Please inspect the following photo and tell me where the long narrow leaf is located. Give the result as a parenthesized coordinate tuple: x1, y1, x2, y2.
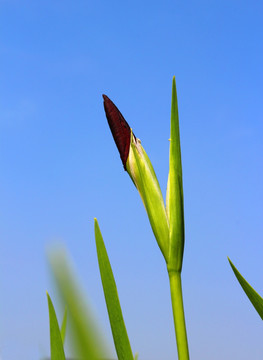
(60, 306, 67, 344)
(94, 218, 134, 360)
(166, 76, 184, 272)
(49, 249, 105, 360)
(228, 258, 263, 320)
(47, 292, 66, 360)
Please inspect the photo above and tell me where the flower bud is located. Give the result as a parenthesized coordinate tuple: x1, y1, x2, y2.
(103, 94, 131, 170)
(103, 95, 169, 261)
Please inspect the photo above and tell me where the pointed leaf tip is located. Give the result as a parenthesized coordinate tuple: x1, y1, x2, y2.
(95, 220, 134, 360)
(103, 95, 132, 170)
(166, 76, 184, 272)
(228, 258, 263, 320)
(47, 293, 66, 360)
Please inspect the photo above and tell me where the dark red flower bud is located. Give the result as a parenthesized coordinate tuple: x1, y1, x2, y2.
(103, 94, 134, 170)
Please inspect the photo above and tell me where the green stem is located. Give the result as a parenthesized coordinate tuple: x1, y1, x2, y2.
(168, 270, 189, 360)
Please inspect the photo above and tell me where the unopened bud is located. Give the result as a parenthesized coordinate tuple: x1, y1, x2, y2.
(103, 95, 169, 261)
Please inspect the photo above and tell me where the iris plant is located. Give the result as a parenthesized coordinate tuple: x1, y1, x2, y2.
(46, 77, 263, 360)
(103, 77, 189, 359)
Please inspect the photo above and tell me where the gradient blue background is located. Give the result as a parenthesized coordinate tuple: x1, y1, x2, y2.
(1, 1, 262, 359)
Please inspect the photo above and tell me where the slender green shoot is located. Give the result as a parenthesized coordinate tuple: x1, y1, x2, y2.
(169, 272, 189, 360)
(95, 218, 134, 360)
(166, 77, 189, 359)
(47, 292, 66, 360)
(166, 76, 184, 273)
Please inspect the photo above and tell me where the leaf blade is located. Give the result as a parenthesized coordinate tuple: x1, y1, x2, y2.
(166, 76, 184, 272)
(60, 306, 67, 345)
(94, 218, 134, 360)
(47, 292, 66, 360)
(228, 258, 263, 320)
(49, 249, 105, 360)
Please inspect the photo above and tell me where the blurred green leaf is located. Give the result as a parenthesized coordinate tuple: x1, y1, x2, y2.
(228, 258, 263, 320)
(60, 306, 67, 345)
(94, 218, 134, 360)
(47, 292, 66, 360)
(49, 249, 106, 360)
(166, 76, 184, 272)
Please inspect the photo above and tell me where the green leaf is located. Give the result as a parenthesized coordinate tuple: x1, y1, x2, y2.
(166, 76, 184, 273)
(94, 218, 134, 360)
(47, 292, 66, 360)
(49, 249, 105, 360)
(60, 306, 67, 345)
(228, 258, 263, 320)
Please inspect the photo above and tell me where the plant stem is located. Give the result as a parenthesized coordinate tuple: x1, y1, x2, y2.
(168, 270, 189, 360)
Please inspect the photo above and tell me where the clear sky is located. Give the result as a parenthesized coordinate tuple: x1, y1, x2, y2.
(1, 1, 263, 359)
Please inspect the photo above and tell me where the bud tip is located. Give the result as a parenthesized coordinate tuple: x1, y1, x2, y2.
(102, 95, 132, 170)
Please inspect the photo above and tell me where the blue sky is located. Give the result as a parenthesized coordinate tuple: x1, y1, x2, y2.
(1, 1, 263, 359)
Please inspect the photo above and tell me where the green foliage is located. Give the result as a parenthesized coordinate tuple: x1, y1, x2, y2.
(49, 249, 106, 360)
(60, 306, 67, 345)
(94, 218, 134, 360)
(228, 258, 263, 320)
(166, 76, 184, 273)
(47, 292, 66, 360)
(45, 77, 192, 360)
(44, 76, 262, 360)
